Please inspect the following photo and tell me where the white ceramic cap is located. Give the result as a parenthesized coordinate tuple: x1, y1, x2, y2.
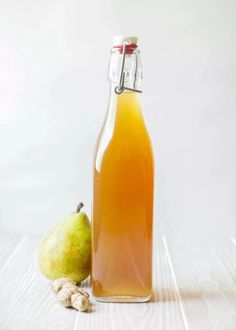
(112, 35, 138, 46)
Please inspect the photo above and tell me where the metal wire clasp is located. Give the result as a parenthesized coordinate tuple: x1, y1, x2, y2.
(114, 42, 142, 94)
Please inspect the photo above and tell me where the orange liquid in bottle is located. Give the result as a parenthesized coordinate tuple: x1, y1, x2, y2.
(92, 92, 154, 301)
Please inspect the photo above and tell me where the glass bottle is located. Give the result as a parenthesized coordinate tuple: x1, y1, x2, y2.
(92, 36, 154, 302)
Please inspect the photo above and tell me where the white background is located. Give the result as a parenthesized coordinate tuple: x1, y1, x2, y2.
(0, 0, 235, 237)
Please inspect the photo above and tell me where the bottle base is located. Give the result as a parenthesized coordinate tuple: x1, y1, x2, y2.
(94, 295, 152, 303)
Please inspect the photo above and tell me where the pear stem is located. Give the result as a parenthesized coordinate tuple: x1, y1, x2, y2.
(76, 202, 84, 213)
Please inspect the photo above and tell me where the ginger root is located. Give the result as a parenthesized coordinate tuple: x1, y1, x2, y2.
(51, 277, 76, 293)
(52, 278, 91, 312)
(71, 293, 90, 312)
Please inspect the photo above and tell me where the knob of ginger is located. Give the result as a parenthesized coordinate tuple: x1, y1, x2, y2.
(71, 293, 90, 312)
(51, 277, 76, 293)
(51, 278, 91, 312)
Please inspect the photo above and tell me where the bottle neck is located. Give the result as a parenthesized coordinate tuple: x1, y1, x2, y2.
(109, 47, 143, 94)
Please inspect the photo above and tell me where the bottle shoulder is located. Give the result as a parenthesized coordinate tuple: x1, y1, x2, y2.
(94, 121, 153, 172)
(94, 92, 153, 172)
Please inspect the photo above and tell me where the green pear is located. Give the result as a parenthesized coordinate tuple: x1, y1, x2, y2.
(38, 203, 91, 283)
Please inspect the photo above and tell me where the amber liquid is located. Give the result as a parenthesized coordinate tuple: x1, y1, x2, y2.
(92, 92, 154, 301)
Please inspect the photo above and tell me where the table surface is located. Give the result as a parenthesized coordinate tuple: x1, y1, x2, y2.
(0, 234, 235, 330)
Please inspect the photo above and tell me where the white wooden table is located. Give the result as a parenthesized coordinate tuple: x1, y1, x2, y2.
(0, 234, 235, 330)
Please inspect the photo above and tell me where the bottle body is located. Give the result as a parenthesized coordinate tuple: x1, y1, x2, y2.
(92, 37, 154, 302)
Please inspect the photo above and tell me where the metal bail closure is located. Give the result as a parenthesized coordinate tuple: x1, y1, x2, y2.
(114, 42, 142, 95)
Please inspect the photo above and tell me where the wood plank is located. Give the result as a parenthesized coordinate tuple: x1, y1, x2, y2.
(73, 238, 186, 330)
(0, 237, 77, 330)
(164, 235, 236, 330)
(0, 235, 24, 269)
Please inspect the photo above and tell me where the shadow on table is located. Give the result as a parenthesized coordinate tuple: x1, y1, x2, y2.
(151, 288, 201, 302)
(150, 287, 236, 303)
